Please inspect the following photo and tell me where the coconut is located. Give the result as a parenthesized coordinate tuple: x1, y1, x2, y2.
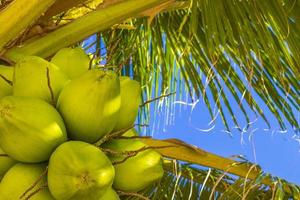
(0, 163, 54, 199)
(51, 47, 90, 79)
(0, 147, 16, 180)
(13, 56, 69, 104)
(0, 96, 67, 163)
(102, 138, 164, 192)
(113, 76, 141, 132)
(0, 65, 13, 98)
(48, 141, 115, 200)
(57, 69, 121, 143)
(99, 188, 120, 200)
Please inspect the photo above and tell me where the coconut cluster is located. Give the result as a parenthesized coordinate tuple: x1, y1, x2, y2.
(0, 48, 164, 200)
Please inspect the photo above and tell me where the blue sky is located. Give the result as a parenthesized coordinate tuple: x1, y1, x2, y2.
(148, 95, 300, 185)
(83, 35, 300, 185)
(144, 54, 300, 184)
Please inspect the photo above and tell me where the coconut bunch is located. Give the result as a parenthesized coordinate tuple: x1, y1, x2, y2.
(0, 47, 164, 200)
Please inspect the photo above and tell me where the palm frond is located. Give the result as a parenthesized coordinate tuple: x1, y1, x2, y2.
(98, 0, 300, 132)
(122, 160, 300, 200)
(117, 136, 300, 199)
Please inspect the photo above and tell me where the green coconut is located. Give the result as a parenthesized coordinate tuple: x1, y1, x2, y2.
(57, 69, 121, 143)
(99, 188, 120, 200)
(0, 147, 16, 180)
(51, 47, 90, 79)
(0, 65, 13, 98)
(0, 163, 54, 199)
(102, 138, 164, 192)
(48, 141, 115, 200)
(113, 76, 141, 132)
(13, 56, 69, 104)
(0, 96, 67, 163)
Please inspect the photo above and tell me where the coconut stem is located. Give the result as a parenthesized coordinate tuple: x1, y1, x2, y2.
(23, 183, 48, 200)
(117, 190, 150, 200)
(89, 33, 101, 70)
(46, 67, 55, 106)
(0, 74, 12, 86)
(94, 125, 135, 146)
(114, 136, 151, 140)
(0, 55, 15, 65)
(20, 167, 48, 199)
(101, 145, 174, 165)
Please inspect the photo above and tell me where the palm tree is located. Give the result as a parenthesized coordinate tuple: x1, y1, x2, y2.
(0, 0, 299, 199)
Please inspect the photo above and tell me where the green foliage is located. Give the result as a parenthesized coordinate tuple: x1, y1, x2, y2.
(124, 161, 300, 200)
(97, 0, 299, 133)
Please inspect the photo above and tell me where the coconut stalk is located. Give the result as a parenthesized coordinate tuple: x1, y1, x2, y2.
(0, 0, 56, 52)
(141, 138, 295, 195)
(4, 0, 170, 61)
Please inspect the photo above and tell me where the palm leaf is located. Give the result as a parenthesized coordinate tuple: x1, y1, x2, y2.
(122, 160, 300, 200)
(103, 136, 299, 199)
(98, 0, 300, 132)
